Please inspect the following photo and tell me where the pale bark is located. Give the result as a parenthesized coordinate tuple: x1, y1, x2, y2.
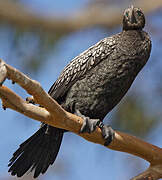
(0, 59, 162, 179)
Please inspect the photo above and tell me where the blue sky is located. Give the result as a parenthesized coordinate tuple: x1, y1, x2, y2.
(0, 1, 162, 180)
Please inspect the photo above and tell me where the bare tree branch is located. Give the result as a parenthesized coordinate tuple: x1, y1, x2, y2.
(0, 0, 162, 34)
(0, 59, 162, 179)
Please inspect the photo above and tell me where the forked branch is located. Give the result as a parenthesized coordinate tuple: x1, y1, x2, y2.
(0, 59, 162, 180)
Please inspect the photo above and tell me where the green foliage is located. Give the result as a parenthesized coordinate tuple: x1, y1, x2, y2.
(4, 25, 63, 74)
(112, 94, 158, 138)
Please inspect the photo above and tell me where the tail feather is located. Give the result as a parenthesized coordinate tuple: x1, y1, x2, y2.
(8, 125, 64, 178)
(41, 129, 63, 175)
(9, 126, 45, 165)
(33, 135, 51, 178)
(9, 128, 48, 177)
(41, 137, 56, 174)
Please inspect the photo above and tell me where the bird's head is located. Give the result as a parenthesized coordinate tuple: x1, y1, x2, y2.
(123, 6, 145, 31)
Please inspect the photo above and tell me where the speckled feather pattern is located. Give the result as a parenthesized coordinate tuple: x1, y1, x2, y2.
(48, 36, 116, 99)
(49, 30, 151, 120)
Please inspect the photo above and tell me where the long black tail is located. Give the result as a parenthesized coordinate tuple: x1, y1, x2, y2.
(8, 124, 64, 178)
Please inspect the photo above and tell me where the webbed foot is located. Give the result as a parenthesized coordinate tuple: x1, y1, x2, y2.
(75, 109, 100, 133)
(98, 121, 114, 146)
(75, 109, 114, 146)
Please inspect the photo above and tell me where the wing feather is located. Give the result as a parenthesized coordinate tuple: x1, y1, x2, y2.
(48, 36, 116, 99)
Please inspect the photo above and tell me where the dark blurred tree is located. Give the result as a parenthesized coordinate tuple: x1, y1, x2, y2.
(112, 93, 157, 138)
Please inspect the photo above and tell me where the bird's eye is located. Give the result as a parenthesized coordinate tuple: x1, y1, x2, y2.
(125, 12, 129, 17)
(137, 10, 142, 16)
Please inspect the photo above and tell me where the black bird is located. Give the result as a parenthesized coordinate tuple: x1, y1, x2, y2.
(8, 6, 151, 178)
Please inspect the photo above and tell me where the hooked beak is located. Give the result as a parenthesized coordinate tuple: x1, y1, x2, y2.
(130, 5, 137, 24)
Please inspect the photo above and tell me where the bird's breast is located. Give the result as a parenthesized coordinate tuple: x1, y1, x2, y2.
(64, 31, 151, 119)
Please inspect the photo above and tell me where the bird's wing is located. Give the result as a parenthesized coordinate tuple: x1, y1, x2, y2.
(48, 36, 116, 99)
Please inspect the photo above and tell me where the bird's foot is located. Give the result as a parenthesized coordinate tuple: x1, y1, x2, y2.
(75, 109, 114, 145)
(80, 118, 100, 133)
(98, 121, 114, 146)
(75, 109, 100, 133)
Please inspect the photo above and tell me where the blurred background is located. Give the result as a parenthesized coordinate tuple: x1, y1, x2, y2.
(0, 0, 162, 179)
